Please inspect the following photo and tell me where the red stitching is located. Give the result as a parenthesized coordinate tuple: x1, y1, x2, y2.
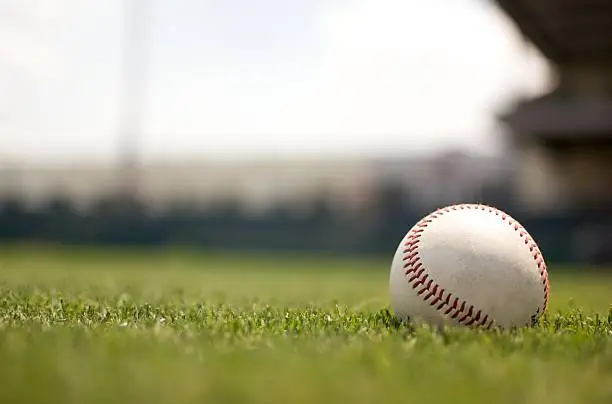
(402, 203, 550, 329)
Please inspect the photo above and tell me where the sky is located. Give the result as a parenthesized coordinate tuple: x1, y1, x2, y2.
(0, 0, 552, 163)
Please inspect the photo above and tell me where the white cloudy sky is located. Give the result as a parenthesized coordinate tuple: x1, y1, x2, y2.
(0, 0, 552, 163)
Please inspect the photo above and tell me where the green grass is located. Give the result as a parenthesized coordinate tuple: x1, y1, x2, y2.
(0, 245, 611, 404)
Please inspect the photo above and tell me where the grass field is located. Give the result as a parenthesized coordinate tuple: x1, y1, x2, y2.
(0, 245, 611, 404)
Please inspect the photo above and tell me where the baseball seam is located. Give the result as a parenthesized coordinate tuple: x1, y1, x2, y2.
(402, 203, 550, 329)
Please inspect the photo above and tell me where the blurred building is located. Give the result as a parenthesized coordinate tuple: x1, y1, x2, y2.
(0, 158, 374, 216)
(0, 151, 507, 216)
(373, 151, 512, 209)
(496, 0, 612, 214)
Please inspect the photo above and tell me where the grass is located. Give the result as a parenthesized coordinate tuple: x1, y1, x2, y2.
(0, 244, 611, 404)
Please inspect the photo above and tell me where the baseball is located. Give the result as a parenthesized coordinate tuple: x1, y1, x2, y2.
(389, 203, 550, 330)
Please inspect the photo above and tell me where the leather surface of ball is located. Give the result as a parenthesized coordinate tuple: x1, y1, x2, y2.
(389, 204, 550, 330)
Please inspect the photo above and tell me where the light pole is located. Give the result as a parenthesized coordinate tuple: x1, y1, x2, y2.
(118, 0, 150, 199)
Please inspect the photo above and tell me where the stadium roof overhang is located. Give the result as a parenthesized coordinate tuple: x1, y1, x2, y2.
(495, 0, 612, 64)
(500, 97, 612, 147)
(495, 0, 612, 145)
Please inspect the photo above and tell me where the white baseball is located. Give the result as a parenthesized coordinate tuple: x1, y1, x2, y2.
(389, 203, 550, 330)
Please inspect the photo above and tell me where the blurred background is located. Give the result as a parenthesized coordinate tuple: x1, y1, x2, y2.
(1, 0, 611, 266)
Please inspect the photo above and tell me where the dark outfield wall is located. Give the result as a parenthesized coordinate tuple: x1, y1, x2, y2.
(0, 194, 611, 265)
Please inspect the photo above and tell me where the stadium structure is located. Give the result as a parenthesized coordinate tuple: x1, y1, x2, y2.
(496, 0, 612, 213)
